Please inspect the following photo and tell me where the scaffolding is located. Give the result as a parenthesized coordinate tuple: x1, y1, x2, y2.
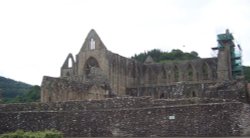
(231, 44, 243, 78)
(212, 30, 243, 79)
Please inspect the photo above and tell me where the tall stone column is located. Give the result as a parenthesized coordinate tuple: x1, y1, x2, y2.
(216, 29, 234, 80)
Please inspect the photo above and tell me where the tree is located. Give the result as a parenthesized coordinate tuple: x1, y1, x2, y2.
(132, 49, 200, 63)
(3, 85, 41, 103)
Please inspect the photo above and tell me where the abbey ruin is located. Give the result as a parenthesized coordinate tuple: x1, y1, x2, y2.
(41, 29, 247, 102)
(1, 29, 250, 137)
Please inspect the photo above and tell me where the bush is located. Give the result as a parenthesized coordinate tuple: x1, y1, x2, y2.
(0, 130, 62, 138)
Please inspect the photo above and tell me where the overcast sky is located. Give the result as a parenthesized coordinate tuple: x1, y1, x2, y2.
(0, 0, 249, 85)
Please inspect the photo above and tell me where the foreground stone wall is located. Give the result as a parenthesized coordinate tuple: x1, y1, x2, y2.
(1, 97, 250, 137)
(0, 97, 153, 112)
(0, 97, 236, 112)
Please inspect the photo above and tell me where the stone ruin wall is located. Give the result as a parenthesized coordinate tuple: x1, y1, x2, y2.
(248, 83, 250, 95)
(58, 49, 219, 100)
(1, 97, 250, 137)
(126, 79, 249, 102)
(57, 29, 221, 101)
(107, 52, 219, 93)
(41, 29, 248, 103)
(42, 67, 249, 102)
(32, 29, 250, 136)
(41, 76, 111, 102)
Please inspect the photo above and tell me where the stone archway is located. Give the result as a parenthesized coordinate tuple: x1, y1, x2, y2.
(62, 53, 75, 69)
(187, 64, 194, 81)
(84, 57, 100, 77)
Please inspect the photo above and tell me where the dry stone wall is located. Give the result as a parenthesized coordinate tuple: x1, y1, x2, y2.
(0, 97, 250, 137)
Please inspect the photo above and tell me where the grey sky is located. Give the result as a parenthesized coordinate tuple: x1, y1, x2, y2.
(0, 0, 249, 85)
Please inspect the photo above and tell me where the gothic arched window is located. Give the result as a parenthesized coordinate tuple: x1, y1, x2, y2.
(202, 62, 209, 80)
(89, 38, 95, 50)
(84, 57, 99, 76)
(174, 65, 179, 82)
(187, 64, 194, 81)
(162, 67, 167, 79)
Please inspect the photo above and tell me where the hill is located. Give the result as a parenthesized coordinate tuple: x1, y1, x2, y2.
(0, 76, 32, 98)
(0, 76, 40, 103)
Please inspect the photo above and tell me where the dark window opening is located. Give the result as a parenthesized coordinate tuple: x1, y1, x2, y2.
(66, 72, 70, 77)
(162, 68, 167, 79)
(202, 63, 209, 80)
(174, 66, 179, 82)
(192, 91, 197, 97)
(187, 64, 193, 81)
(160, 93, 164, 99)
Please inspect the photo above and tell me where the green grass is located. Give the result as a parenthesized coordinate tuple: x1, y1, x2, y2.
(0, 130, 62, 138)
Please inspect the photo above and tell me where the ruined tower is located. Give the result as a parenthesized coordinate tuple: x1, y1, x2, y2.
(215, 29, 234, 80)
(213, 29, 243, 80)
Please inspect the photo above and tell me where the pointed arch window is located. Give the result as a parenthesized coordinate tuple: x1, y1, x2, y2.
(68, 58, 73, 68)
(202, 63, 209, 80)
(62, 54, 75, 69)
(128, 62, 136, 78)
(90, 38, 95, 50)
(84, 57, 99, 76)
(174, 66, 179, 82)
(148, 68, 153, 83)
(162, 67, 167, 79)
(187, 64, 194, 81)
(145, 67, 155, 84)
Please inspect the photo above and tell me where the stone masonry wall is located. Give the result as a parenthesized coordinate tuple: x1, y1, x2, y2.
(1, 97, 250, 137)
(0, 97, 235, 112)
(59, 29, 219, 101)
(41, 74, 249, 103)
(126, 80, 249, 102)
(41, 76, 108, 102)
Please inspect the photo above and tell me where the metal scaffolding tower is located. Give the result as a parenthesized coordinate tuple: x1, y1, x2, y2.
(212, 29, 243, 79)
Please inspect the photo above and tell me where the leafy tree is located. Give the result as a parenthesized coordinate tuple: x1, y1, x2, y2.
(132, 49, 200, 63)
(0, 76, 41, 103)
(3, 85, 41, 103)
(132, 49, 250, 83)
(0, 76, 31, 98)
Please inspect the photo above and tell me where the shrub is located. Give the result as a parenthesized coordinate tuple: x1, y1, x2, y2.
(0, 130, 62, 138)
